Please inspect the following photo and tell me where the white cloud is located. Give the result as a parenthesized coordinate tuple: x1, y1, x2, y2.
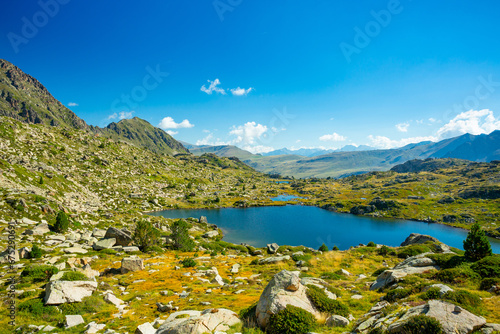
(428, 118, 436, 123)
(166, 130, 178, 136)
(319, 132, 347, 142)
(230, 87, 254, 96)
(241, 145, 274, 154)
(436, 109, 500, 139)
(229, 122, 268, 145)
(158, 117, 194, 130)
(68, 102, 78, 107)
(396, 122, 409, 132)
(107, 111, 134, 121)
(200, 79, 226, 95)
(368, 135, 437, 149)
(195, 133, 229, 146)
(296, 139, 301, 143)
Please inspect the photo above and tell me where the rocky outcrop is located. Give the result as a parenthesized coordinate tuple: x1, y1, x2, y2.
(44, 280, 97, 305)
(258, 255, 290, 264)
(400, 233, 439, 246)
(121, 256, 144, 273)
(104, 227, 132, 246)
(155, 308, 241, 334)
(387, 300, 486, 334)
(371, 253, 439, 290)
(255, 270, 320, 328)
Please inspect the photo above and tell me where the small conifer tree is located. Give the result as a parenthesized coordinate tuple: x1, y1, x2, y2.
(463, 222, 492, 261)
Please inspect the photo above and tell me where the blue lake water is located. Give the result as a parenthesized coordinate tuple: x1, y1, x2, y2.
(150, 205, 500, 253)
(271, 194, 303, 201)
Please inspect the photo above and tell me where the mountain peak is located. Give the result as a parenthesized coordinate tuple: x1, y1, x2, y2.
(0, 59, 88, 129)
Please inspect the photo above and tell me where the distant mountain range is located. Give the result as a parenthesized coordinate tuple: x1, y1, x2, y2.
(187, 131, 500, 178)
(0, 59, 188, 156)
(2, 58, 499, 179)
(261, 145, 374, 157)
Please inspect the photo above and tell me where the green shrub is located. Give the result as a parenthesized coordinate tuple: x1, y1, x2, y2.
(53, 211, 69, 233)
(325, 285, 343, 297)
(100, 249, 117, 255)
(29, 244, 43, 259)
(434, 267, 479, 284)
(132, 220, 161, 252)
(320, 272, 343, 280)
(479, 277, 500, 291)
(61, 271, 89, 281)
(400, 315, 443, 334)
(18, 298, 61, 320)
(319, 243, 328, 252)
(59, 295, 105, 315)
(239, 303, 257, 327)
(384, 287, 412, 302)
(292, 253, 313, 262)
(306, 285, 349, 316)
(170, 219, 195, 251)
(427, 254, 467, 269)
(267, 305, 316, 334)
(471, 256, 500, 278)
(378, 245, 390, 255)
(397, 244, 430, 258)
(18, 290, 38, 299)
(367, 241, 377, 247)
(21, 265, 59, 283)
(372, 268, 387, 277)
(463, 223, 492, 261)
(420, 287, 442, 300)
(181, 258, 197, 268)
(332, 245, 339, 251)
(442, 290, 482, 310)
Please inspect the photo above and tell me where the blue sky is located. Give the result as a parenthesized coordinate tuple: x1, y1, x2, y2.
(2, 0, 500, 153)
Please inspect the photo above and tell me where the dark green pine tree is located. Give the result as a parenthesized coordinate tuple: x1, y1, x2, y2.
(463, 222, 492, 261)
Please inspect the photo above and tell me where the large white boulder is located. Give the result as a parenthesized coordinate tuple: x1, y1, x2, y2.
(255, 270, 320, 328)
(44, 280, 97, 305)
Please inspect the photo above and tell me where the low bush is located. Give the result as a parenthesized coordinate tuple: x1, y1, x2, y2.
(479, 277, 500, 291)
(442, 290, 482, 311)
(434, 267, 480, 284)
(267, 305, 316, 334)
(320, 272, 343, 281)
(367, 241, 377, 247)
(181, 258, 197, 268)
(292, 253, 313, 262)
(132, 220, 161, 252)
(29, 244, 43, 259)
(239, 303, 257, 327)
(384, 287, 412, 302)
(18, 298, 61, 322)
(306, 285, 349, 316)
(400, 315, 443, 334)
(61, 271, 89, 281)
(377, 245, 390, 255)
(471, 256, 500, 278)
(318, 243, 329, 252)
(427, 254, 467, 269)
(420, 287, 442, 300)
(397, 244, 430, 258)
(59, 294, 105, 315)
(372, 268, 387, 277)
(21, 265, 59, 283)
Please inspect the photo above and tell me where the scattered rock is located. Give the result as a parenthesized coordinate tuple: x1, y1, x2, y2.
(326, 315, 350, 327)
(104, 227, 132, 246)
(121, 256, 144, 273)
(400, 233, 439, 246)
(258, 255, 290, 264)
(44, 280, 97, 305)
(267, 243, 279, 254)
(135, 322, 156, 334)
(93, 238, 116, 250)
(24, 222, 50, 235)
(65, 315, 84, 328)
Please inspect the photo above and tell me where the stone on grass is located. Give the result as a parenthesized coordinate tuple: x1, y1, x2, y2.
(326, 315, 350, 327)
(65, 315, 84, 328)
(104, 227, 132, 246)
(121, 256, 144, 273)
(267, 243, 279, 254)
(135, 322, 156, 334)
(44, 280, 97, 305)
(93, 238, 116, 250)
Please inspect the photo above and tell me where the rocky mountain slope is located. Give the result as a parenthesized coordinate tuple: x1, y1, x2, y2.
(0, 59, 188, 156)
